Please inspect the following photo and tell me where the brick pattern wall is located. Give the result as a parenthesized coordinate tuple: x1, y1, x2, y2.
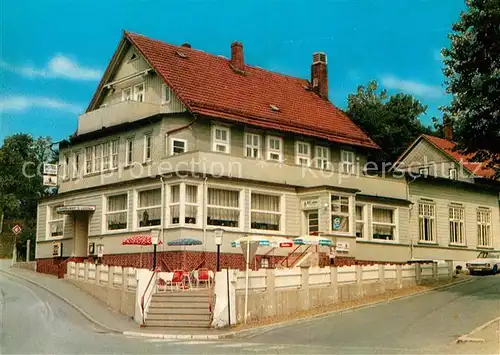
(36, 252, 410, 277)
(36, 257, 86, 278)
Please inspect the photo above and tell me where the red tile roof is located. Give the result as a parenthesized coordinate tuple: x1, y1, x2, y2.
(423, 135, 496, 178)
(124, 32, 378, 149)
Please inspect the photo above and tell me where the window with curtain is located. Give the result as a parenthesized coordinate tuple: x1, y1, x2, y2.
(94, 144, 102, 173)
(251, 193, 281, 231)
(207, 188, 240, 227)
(449, 206, 465, 244)
(111, 140, 119, 168)
(355, 205, 365, 239)
(137, 188, 161, 227)
(419, 203, 435, 242)
(48, 205, 64, 237)
(169, 185, 180, 225)
(331, 194, 350, 232)
(185, 185, 198, 224)
(477, 209, 492, 247)
(102, 142, 110, 171)
(85, 146, 93, 174)
(106, 194, 128, 231)
(372, 207, 396, 240)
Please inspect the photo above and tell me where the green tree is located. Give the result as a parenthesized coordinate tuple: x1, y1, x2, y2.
(346, 81, 432, 163)
(442, 0, 500, 175)
(0, 134, 57, 259)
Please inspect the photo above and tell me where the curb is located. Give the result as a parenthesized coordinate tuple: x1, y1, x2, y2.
(219, 277, 475, 339)
(456, 316, 500, 343)
(0, 269, 123, 334)
(122, 331, 222, 340)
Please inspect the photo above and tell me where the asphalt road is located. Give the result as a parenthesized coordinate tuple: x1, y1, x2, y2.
(0, 269, 498, 354)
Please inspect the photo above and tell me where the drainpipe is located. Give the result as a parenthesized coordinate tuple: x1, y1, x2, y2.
(160, 176, 165, 261)
(406, 175, 416, 260)
(202, 176, 208, 249)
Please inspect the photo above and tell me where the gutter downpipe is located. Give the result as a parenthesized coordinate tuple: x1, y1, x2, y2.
(406, 174, 416, 260)
(160, 176, 165, 265)
(203, 176, 208, 252)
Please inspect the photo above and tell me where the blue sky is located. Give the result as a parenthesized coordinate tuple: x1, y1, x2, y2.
(0, 0, 465, 143)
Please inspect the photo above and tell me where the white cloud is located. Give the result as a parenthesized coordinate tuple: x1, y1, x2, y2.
(381, 75, 443, 99)
(0, 95, 83, 114)
(0, 55, 102, 81)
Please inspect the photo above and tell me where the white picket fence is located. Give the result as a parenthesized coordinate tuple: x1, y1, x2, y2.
(235, 262, 451, 292)
(67, 262, 138, 291)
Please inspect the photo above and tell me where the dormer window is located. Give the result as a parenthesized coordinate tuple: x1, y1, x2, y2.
(296, 142, 311, 167)
(449, 168, 457, 180)
(267, 136, 283, 162)
(212, 125, 230, 153)
(162, 84, 171, 104)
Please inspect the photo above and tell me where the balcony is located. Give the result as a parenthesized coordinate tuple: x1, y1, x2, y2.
(77, 101, 162, 135)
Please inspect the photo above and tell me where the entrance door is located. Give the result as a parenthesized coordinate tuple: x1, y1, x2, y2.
(73, 213, 89, 257)
(307, 210, 319, 235)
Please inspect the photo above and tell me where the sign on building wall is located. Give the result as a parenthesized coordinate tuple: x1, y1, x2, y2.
(11, 224, 22, 235)
(43, 163, 58, 187)
(336, 242, 349, 252)
(302, 199, 319, 209)
(53, 242, 62, 257)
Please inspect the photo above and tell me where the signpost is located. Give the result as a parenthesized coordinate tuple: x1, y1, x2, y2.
(240, 240, 258, 324)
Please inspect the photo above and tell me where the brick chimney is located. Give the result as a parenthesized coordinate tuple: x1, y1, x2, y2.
(443, 117, 453, 141)
(230, 42, 244, 72)
(311, 52, 328, 100)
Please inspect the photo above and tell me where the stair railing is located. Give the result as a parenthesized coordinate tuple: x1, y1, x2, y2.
(140, 269, 158, 325)
(290, 245, 311, 267)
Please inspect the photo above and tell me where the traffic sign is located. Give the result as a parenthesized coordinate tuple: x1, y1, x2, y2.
(12, 224, 22, 235)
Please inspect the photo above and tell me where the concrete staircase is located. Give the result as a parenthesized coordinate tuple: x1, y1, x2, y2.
(145, 289, 212, 328)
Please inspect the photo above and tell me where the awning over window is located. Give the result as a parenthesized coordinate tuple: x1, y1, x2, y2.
(56, 205, 96, 214)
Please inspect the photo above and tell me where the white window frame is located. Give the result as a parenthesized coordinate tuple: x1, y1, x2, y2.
(295, 141, 311, 167)
(84, 146, 94, 175)
(315, 146, 330, 170)
(62, 154, 70, 180)
(111, 140, 119, 169)
(330, 193, 354, 235)
(135, 187, 162, 229)
(170, 138, 187, 155)
(102, 142, 110, 171)
(355, 204, 368, 239)
(449, 168, 457, 180)
(162, 84, 172, 104)
(371, 205, 399, 242)
(206, 186, 242, 230)
(47, 205, 64, 239)
(94, 144, 102, 173)
(419, 167, 429, 177)
(133, 83, 145, 102)
(449, 205, 465, 245)
(168, 184, 181, 226)
(121, 87, 132, 102)
(477, 209, 492, 247)
(103, 193, 129, 233)
(249, 190, 284, 233)
(212, 125, 230, 154)
(266, 136, 283, 162)
(143, 134, 152, 162)
(126, 137, 134, 165)
(418, 202, 436, 243)
(244, 133, 261, 159)
(341, 150, 355, 174)
(165, 182, 202, 227)
(72, 151, 80, 179)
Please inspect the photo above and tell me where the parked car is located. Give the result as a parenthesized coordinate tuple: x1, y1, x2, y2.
(466, 251, 500, 275)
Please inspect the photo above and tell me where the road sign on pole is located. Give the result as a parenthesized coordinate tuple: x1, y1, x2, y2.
(12, 224, 22, 235)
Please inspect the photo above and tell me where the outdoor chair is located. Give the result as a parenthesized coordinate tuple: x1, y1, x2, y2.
(168, 270, 185, 291)
(196, 268, 211, 288)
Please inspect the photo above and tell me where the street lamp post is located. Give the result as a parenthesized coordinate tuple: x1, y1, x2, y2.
(151, 229, 160, 270)
(214, 228, 224, 272)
